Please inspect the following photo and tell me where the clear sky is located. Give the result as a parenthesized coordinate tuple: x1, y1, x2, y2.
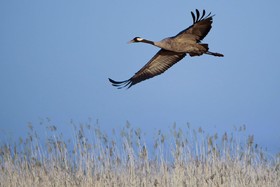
(1, 1, 280, 153)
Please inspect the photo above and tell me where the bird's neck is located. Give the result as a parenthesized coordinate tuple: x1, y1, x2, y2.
(140, 39, 155, 45)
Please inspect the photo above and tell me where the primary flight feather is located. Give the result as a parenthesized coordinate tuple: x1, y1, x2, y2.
(109, 9, 223, 89)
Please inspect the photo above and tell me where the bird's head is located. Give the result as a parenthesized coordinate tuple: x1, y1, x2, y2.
(128, 37, 144, 44)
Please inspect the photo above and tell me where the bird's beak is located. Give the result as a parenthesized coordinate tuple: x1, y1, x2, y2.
(127, 39, 134, 44)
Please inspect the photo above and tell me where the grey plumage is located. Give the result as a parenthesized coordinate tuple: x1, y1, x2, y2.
(109, 9, 223, 89)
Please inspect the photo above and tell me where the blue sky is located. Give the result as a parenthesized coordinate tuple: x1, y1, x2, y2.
(1, 1, 280, 153)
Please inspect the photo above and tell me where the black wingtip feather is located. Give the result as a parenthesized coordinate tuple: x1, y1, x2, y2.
(201, 9, 206, 18)
(108, 78, 133, 89)
(191, 11, 195, 23)
(195, 9, 200, 22)
(108, 78, 123, 84)
(207, 12, 212, 18)
(191, 9, 213, 24)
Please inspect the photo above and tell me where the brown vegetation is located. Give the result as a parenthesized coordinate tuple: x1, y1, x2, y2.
(0, 120, 279, 187)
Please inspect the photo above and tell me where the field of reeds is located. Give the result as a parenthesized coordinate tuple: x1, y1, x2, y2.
(0, 119, 279, 187)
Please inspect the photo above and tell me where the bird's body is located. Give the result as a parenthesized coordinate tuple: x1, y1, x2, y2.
(109, 9, 223, 89)
(145, 38, 207, 54)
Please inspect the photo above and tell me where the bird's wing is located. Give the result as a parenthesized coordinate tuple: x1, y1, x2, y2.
(175, 9, 213, 42)
(109, 49, 186, 89)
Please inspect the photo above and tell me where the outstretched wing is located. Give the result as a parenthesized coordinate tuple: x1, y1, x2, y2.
(175, 9, 213, 43)
(109, 49, 186, 89)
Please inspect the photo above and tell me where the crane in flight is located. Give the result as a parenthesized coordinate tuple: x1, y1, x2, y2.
(109, 9, 223, 89)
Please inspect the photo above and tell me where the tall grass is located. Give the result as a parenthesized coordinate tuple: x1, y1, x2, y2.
(0, 119, 279, 187)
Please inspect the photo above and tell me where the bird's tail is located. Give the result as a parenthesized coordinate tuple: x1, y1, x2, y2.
(190, 44, 209, 57)
(206, 51, 224, 57)
(200, 44, 209, 51)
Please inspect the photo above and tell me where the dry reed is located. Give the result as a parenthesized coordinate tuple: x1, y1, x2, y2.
(0, 119, 279, 187)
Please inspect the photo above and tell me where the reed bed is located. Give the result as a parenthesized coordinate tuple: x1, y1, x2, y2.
(0, 119, 279, 187)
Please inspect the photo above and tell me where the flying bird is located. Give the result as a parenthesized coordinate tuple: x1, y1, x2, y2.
(109, 9, 223, 89)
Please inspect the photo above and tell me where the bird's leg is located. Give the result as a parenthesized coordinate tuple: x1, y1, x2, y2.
(205, 51, 224, 57)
